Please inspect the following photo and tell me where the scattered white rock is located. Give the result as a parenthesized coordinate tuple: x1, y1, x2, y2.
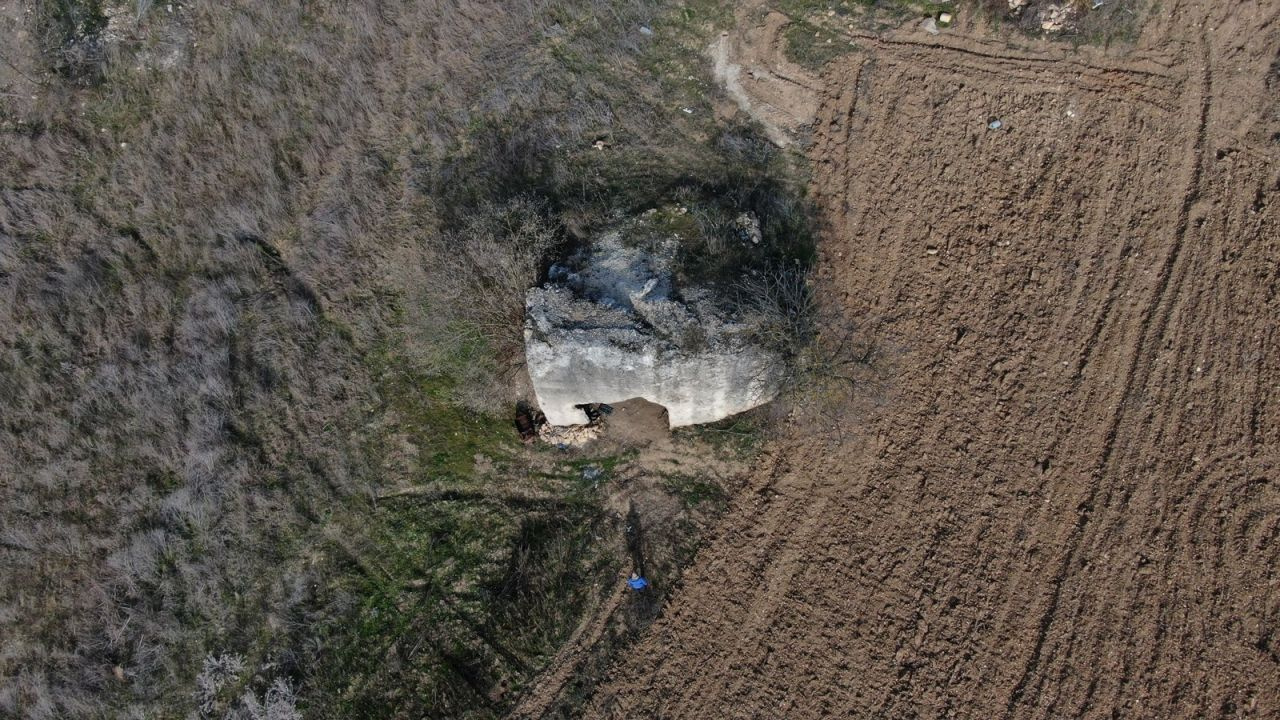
(1040, 4, 1074, 32)
(538, 422, 601, 448)
(733, 212, 763, 245)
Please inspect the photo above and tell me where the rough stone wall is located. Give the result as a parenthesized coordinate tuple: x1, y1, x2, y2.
(525, 293, 779, 427)
(524, 221, 781, 428)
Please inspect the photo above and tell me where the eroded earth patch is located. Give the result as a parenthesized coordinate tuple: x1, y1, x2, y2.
(589, 1, 1280, 717)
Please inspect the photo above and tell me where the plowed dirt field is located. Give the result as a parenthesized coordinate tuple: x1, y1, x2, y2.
(586, 2, 1280, 717)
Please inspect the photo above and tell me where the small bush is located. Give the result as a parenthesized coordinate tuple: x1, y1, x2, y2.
(420, 198, 561, 413)
(418, 110, 817, 413)
(236, 679, 302, 720)
(732, 266, 817, 359)
(783, 19, 852, 68)
(194, 653, 246, 717)
(34, 0, 110, 81)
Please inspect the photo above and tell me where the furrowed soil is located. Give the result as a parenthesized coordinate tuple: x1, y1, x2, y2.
(586, 1, 1280, 718)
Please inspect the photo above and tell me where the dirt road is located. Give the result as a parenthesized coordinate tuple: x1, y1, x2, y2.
(586, 2, 1280, 717)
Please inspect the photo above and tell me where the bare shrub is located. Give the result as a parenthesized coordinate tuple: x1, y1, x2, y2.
(194, 656, 300, 720)
(663, 124, 817, 294)
(733, 267, 816, 357)
(194, 653, 246, 716)
(235, 679, 301, 720)
(419, 198, 559, 412)
(734, 266, 886, 438)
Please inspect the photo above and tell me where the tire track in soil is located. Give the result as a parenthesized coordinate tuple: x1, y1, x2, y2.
(578, 3, 1280, 717)
(508, 584, 627, 720)
(789, 11, 1183, 108)
(1005, 38, 1215, 717)
(655, 456, 833, 713)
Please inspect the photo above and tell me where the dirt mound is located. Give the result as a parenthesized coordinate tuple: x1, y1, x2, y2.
(585, 2, 1280, 718)
(600, 398, 672, 448)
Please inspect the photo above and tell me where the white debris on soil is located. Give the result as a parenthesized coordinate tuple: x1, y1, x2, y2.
(538, 422, 602, 447)
(1039, 4, 1074, 32)
(733, 212, 763, 245)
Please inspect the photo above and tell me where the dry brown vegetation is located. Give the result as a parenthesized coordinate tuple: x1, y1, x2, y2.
(1, 0, 802, 717)
(418, 198, 559, 414)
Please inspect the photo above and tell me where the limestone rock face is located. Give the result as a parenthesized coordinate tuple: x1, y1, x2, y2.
(525, 221, 780, 428)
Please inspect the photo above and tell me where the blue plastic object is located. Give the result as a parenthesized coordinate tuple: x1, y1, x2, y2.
(627, 576, 649, 591)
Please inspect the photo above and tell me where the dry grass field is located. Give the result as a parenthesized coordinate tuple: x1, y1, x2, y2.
(1, 1, 797, 717)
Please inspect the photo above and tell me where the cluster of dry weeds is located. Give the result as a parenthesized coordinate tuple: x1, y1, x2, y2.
(2, 0, 847, 713)
(2, 0, 700, 716)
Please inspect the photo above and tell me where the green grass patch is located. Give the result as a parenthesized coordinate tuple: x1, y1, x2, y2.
(307, 496, 611, 719)
(1068, 0, 1145, 47)
(775, 0, 968, 65)
(783, 19, 854, 70)
(662, 474, 728, 509)
(674, 414, 765, 459)
(364, 342, 514, 480)
(308, 336, 629, 717)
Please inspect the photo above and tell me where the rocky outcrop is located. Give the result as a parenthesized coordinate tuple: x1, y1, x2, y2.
(524, 215, 781, 428)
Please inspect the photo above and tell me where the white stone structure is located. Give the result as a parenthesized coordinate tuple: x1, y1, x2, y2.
(525, 223, 781, 428)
